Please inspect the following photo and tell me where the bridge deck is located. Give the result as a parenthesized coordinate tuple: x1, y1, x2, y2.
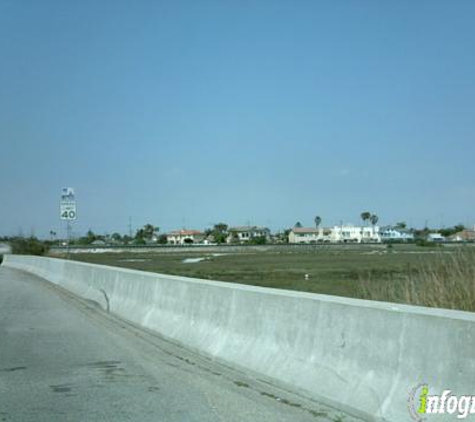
(0, 266, 357, 422)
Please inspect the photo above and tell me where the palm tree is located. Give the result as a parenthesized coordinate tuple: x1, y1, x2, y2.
(143, 224, 157, 239)
(294, 221, 303, 228)
(360, 211, 371, 242)
(396, 221, 407, 229)
(370, 214, 379, 239)
(360, 211, 371, 226)
(370, 214, 379, 227)
(314, 216, 322, 240)
(314, 216, 322, 228)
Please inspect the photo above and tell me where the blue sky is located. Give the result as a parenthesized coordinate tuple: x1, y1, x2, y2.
(1, 0, 474, 238)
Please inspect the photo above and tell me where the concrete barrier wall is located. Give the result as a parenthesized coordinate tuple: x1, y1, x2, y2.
(4, 255, 475, 421)
(49, 243, 388, 255)
(0, 243, 12, 254)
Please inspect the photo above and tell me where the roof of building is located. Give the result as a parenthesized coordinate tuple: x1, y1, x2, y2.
(291, 227, 320, 234)
(228, 226, 269, 232)
(167, 230, 204, 236)
(449, 230, 475, 240)
(380, 226, 413, 234)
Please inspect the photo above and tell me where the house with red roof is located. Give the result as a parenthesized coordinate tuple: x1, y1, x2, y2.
(166, 229, 205, 245)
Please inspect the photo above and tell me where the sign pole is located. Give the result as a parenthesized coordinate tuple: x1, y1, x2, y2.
(67, 220, 71, 260)
(60, 187, 77, 260)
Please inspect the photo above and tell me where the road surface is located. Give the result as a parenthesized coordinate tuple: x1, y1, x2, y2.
(0, 265, 360, 422)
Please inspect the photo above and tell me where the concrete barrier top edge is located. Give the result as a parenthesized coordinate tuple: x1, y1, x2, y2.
(5, 254, 475, 322)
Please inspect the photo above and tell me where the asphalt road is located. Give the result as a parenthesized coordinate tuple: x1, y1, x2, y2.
(0, 266, 360, 422)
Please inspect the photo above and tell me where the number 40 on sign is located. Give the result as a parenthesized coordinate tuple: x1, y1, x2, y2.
(60, 201, 77, 220)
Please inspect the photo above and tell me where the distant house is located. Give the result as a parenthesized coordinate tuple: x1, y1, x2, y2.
(91, 239, 106, 246)
(380, 226, 414, 242)
(203, 233, 217, 245)
(289, 225, 380, 244)
(427, 232, 445, 242)
(448, 230, 475, 242)
(150, 229, 161, 243)
(227, 226, 270, 244)
(331, 225, 380, 243)
(288, 227, 332, 244)
(166, 230, 205, 245)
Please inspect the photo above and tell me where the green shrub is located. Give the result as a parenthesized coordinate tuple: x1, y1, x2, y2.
(248, 236, 268, 245)
(10, 237, 48, 256)
(415, 239, 440, 247)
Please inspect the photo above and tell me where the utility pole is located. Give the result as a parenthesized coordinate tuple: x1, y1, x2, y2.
(60, 187, 77, 260)
(128, 216, 133, 238)
(66, 220, 71, 259)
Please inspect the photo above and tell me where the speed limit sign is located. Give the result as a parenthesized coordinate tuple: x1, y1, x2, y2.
(60, 201, 77, 220)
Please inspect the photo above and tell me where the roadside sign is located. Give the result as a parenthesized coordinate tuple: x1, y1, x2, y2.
(60, 201, 77, 220)
(60, 187, 77, 220)
(61, 187, 75, 201)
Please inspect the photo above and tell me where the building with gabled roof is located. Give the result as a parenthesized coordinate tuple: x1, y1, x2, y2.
(448, 229, 475, 242)
(227, 226, 270, 244)
(379, 226, 414, 242)
(166, 229, 205, 245)
(289, 225, 380, 244)
(288, 227, 332, 244)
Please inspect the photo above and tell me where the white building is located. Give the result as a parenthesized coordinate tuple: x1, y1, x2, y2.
(166, 230, 205, 245)
(289, 225, 380, 244)
(379, 227, 414, 242)
(330, 225, 380, 243)
(427, 232, 445, 242)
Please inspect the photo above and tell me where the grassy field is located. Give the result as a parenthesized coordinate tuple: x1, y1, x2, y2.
(55, 244, 475, 312)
